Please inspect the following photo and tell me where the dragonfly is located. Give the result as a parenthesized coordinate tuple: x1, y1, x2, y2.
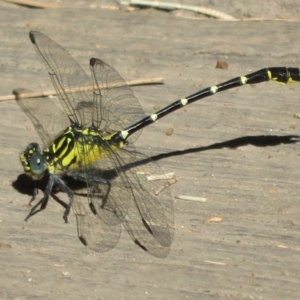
(18, 31, 300, 257)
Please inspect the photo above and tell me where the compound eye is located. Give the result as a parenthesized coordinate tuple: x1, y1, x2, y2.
(29, 152, 47, 176)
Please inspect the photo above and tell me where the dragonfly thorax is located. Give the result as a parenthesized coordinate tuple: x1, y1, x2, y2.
(20, 124, 127, 180)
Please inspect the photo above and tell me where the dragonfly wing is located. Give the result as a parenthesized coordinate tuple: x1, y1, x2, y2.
(17, 96, 70, 147)
(119, 151, 174, 257)
(29, 31, 94, 127)
(90, 58, 146, 143)
(85, 144, 174, 257)
(72, 191, 121, 253)
(76, 138, 132, 226)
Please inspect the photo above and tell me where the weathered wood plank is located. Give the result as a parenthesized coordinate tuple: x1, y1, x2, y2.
(0, 3, 300, 300)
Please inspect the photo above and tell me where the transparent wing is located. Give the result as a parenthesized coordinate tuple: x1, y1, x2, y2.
(72, 189, 122, 253)
(76, 138, 135, 227)
(29, 32, 146, 137)
(84, 145, 174, 258)
(17, 96, 70, 147)
(29, 31, 94, 126)
(90, 58, 146, 143)
(120, 151, 174, 257)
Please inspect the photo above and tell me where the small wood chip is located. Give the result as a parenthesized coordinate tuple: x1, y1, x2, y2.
(204, 217, 222, 223)
(216, 60, 228, 69)
(277, 244, 288, 249)
(204, 260, 227, 266)
(147, 172, 175, 181)
(175, 195, 207, 202)
(166, 127, 174, 136)
(136, 171, 150, 175)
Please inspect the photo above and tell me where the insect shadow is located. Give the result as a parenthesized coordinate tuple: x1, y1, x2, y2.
(12, 133, 300, 209)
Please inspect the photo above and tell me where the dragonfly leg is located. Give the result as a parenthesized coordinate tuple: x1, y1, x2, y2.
(92, 177, 111, 209)
(86, 176, 112, 210)
(24, 175, 54, 221)
(28, 186, 39, 206)
(55, 176, 73, 223)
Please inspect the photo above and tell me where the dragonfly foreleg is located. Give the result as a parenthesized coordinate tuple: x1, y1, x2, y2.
(24, 174, 54, 221)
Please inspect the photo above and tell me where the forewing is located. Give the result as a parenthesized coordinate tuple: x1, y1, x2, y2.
(17, 96, 70, 147)
(90, 58, 146, 143)
(29, 31, 94, 126)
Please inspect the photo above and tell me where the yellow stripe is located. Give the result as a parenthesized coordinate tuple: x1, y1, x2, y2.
(47, 130, 125, 174)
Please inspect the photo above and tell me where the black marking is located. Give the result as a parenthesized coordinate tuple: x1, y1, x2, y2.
(90, 57, 97, 67)
(288, 68, 300, 82)
(90, 58, 106, 70)
(79, 235, 88, 246)
(52, 132, 74, 159)
(68, 155, 77, 166)
(89, 202, 97, 215)
(134, 239, 148, 252)
(29, 32, 36, 44)
(142, 218, 153, 235)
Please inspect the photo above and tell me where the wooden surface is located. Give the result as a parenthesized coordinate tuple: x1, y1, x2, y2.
(1, 1, 300, 299)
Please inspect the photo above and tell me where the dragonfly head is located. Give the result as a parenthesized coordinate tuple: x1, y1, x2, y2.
(20, 143, 47, 179)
